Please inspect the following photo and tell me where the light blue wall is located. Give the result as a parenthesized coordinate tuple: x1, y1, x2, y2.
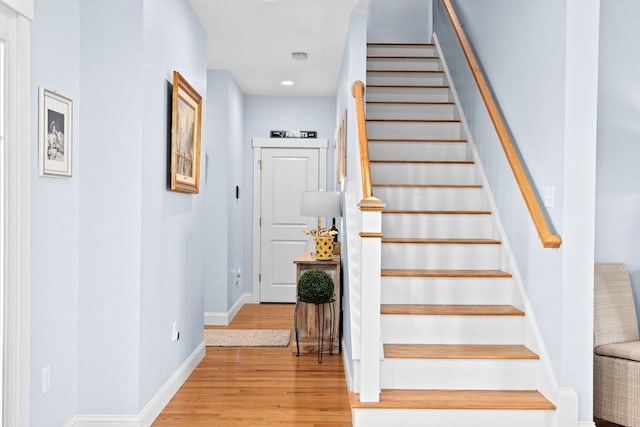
(335, 6, 368, 384)
(204, 70, 231, 314)
(434, 0, 597, 421)
(243, 96, 336, 143)
(242, 95, 336, 304)
(31, 0, 207, 421)
(226, 76, 246, 308)
(203, 70, 245, 314)
(434, 0, 566, 368)
(596, 1, 640, 327)
(368, 0, 432, 43)
(139, 0, 207, 408)
(77, 0, 144, 414)
(31, 0, 80, 425)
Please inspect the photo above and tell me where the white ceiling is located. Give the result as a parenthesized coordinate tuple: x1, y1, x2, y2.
(189, 0, 362, 97)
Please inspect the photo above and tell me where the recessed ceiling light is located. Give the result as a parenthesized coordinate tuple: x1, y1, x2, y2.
(291, 51, 308, 61)
(281, 80, 294, 86)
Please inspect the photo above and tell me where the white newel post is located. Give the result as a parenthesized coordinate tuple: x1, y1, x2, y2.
(358, 198, 384, 402)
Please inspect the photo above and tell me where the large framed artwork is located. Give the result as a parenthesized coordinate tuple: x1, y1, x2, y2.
(170, 71, 202, 193)
(39, 88, 73, 177)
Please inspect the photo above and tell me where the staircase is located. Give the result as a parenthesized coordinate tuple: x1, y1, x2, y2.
(350, 42, 556, 427)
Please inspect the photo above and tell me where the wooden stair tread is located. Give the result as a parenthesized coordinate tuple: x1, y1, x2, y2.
(368, 42, 435, 46)
(381, 269, 512, 278)
(382, 209, 491, 215)
(381, 304, 524, 316)
(366, 84, 449, 89)
(367, 101, 455, 105)
(382, 238, 501, 245)
(367, 69, 445, 73)
(384, 344, 539, 359)
(374, 184, 482, 188)
(368, 84, 449, 89)
(367, 118, 461, 123)
(350, 390, 556, 410)
(370, 160, 474, 164)
(367, 55, 439, 60)
(369, 138, 467, 143)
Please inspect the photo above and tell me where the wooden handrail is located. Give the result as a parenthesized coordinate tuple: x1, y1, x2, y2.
(442, 0, 561, 248)
(352, 81, 384, 210)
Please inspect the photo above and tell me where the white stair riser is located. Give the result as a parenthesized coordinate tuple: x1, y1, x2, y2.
(369, 141, 469, 161)
(367, 71, 447, 86)
(367, 45, 437, 57)
(381, 315, 524, 344)
(381, 359, 538, 390)
(375, 187, 488, 211)
(371, 163, 480, 185)
(381, 277, 512, 305)
(368, 57, 442, 71)
(352, 409, 554, 427)
(381, 243, 501, 270)
(382, 213, 495, 239)
(366, 102, 457, 120)
(367, 121, 464, 140)
(367, 86, 453, 102)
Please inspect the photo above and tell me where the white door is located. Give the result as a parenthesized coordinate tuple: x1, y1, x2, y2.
(259, 147, 323, 302)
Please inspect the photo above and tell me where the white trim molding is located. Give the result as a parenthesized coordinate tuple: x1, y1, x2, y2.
(0, 0, 32, 19)
(1, 3, 32, 426)
(250, 138, 328, 303)
(341, 338, 354, 392)
(64, 342, 206, 427)
(138, 341, 205, 425)
(204, 292, 250, 325)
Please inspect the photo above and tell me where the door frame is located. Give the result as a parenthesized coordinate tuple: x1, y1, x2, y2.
(0, 1, 32, 426)
(250, 138, 328, 303)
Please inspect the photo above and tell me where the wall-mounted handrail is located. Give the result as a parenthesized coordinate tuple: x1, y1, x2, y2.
(442, 0, 561, 249)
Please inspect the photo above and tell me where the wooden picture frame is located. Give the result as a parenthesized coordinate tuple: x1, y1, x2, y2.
(170, 71, 202, 193)
(39, 88, 72, 177)
(337, 111, 347, 183)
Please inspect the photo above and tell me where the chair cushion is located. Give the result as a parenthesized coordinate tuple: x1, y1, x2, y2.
(595, 340, 640, 362)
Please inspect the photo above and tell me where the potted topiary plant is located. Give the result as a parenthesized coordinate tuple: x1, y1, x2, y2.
(297, 269, 334, 304)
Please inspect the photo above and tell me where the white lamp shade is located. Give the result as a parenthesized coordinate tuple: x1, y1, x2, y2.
(300, 191, 342, 218)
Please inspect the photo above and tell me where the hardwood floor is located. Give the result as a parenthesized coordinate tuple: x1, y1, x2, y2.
(153, 303, 352, 426)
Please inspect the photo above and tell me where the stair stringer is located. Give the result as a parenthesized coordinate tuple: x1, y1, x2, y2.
(432, 33, 579, 427)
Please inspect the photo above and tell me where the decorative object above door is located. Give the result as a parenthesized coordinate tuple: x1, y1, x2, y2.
(170, 71, 202, 193)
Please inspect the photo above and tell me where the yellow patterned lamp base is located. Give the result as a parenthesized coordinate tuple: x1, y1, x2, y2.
(315, 236, 334, 260)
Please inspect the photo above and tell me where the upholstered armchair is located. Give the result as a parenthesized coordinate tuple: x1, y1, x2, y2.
(594, 263, 640, 426)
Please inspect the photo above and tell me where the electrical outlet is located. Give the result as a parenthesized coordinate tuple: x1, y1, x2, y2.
(42, 366, 51, 394)
(234, 268, 242, 287)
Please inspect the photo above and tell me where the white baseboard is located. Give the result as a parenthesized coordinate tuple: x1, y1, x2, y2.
(204, 292, 250, 325)
(139, 341, 205, 425)
(341, 338, 354, 392)
(553, 388, 578, 427)
(63, 341, 206, 427)
(63, 415, 139, 427)
(578, 423, 596, 427)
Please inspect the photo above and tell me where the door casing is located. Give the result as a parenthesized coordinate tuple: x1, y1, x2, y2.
(251, 138, 328, 303)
